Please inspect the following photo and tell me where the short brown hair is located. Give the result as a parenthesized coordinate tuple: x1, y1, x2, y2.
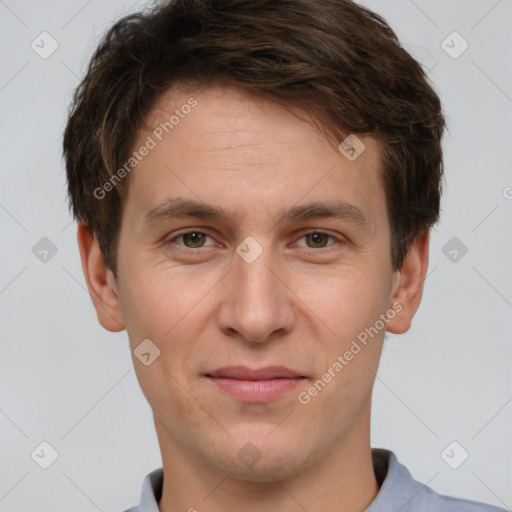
(63, 0, 446, 276)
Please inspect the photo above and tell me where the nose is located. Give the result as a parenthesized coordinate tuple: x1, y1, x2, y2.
(216, 243, 296, 344)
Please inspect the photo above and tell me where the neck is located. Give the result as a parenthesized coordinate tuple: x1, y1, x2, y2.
(155, 408, 379, 512)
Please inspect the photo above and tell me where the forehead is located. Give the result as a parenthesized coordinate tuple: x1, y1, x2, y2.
(125, 84, 386, 229)
(144, 84, 380, 160)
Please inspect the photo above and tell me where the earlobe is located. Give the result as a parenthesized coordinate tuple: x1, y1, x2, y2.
(386, 229, 430, 335)
(76, 222, 125, 332)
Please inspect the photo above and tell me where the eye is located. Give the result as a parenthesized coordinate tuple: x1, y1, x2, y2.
(168, 231, 215, 249)
(295, 231, 341, 249)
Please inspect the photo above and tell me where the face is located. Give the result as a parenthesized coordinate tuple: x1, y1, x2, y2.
(85, 84, 424, 482)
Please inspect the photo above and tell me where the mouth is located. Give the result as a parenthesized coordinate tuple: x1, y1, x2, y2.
(205, 366, 306, 403)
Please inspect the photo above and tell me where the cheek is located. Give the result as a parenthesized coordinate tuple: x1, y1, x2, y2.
(119, 267, 215, 410)
(297, 264, 389, 339)
(119, 265, 214, 343)
(121, 272, 209, 415)
(295, 265, 388, 402)
(135, 357, 211, 452)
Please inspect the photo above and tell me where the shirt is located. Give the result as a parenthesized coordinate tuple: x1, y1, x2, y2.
(124, 448, 507, 512)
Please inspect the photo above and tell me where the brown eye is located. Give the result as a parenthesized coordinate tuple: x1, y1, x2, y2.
(181, 232, 207, 248)
(168, 231, 215, 249)
(304, 232, 330, 248)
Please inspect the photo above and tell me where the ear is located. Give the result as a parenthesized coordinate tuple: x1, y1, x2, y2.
(76, 222, 125, 332)
(386, 228, 430, 334)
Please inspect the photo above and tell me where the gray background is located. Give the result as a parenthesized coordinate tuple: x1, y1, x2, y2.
(0, 0, 511, 510)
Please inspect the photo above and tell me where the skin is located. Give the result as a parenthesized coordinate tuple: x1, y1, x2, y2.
(77, 84, 429, 512)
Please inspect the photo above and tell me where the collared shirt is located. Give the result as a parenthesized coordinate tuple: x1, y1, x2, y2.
(124, 448, 506, 512)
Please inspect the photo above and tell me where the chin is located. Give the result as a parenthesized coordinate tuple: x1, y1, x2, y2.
(204, 433, 313, 483)
(214, 454, 307, 483)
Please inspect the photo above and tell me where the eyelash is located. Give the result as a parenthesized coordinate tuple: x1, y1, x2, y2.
(166, 230, 344, 252)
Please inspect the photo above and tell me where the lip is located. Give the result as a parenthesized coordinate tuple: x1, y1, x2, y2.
(207, 365, 303, 380)
(205, 366, 306, 402)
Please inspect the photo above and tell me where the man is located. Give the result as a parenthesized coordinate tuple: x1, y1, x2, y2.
(62, 0, 506, 510)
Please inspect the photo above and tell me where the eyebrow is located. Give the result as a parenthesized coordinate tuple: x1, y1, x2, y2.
(140, 196, 369, 230)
